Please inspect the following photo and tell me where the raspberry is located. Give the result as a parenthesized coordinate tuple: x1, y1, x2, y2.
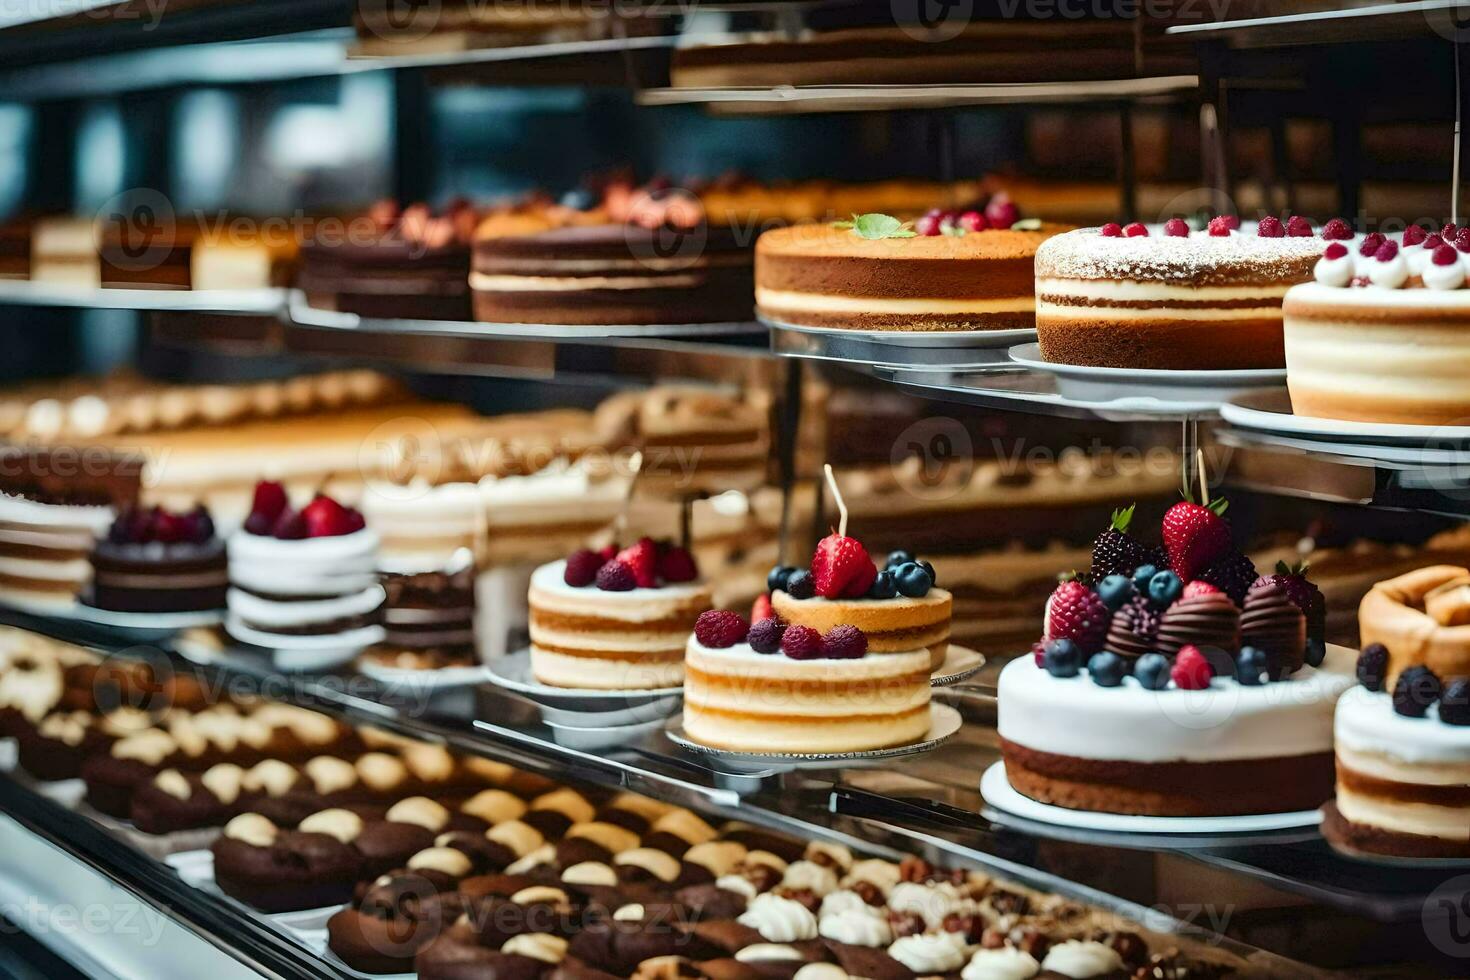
(1434, 244, 1458, 266)
(958, 211, 987, 233)
(1030, 638, 1047, 667)
(1123, 222, 1148, 237)
(1162, 218, 1189, 237)
(1285, 215, 1313, 237)
(1357, 232, 1385, 256)
(595, 560, 636, 592)
(1322, 242, 1348, 260)
(597, 543, 619, 561)
(694, 610, 748, 648)
(1044, 579, 1111, 654)
(747, 617, 785, 654)
(1423, 232, 1445, 250)
(1319, 218, 1353, 240)
(984, 195, 1019, 229)
(1171, 645, 1214, 690)
(1257, 216, 1284, 238)
(1218, 215, 1240, 230)
(1181, 580, 1220, 599)
(1456, 228, 1470, 253)
(781, 625, 823, 660)
(1446, 222, 1460, 239)
(563, 549, 602, 587)
(821, 625, 868, 660)
(1207, 216, 1234, 236)
(1403, 224, 1428, 246)
(1099, 223, 1123, 237)
(657, 546, 699, 583)
(1375, 241, 1399, 262)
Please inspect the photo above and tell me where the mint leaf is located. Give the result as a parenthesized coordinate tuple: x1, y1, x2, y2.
(848, 213, 915, 240)
(1011, 218, 1043, 231)
(831, 220, 855, 230)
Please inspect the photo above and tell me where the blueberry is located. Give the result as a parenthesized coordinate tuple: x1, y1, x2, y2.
(1147, 570, 1183, 606)
(1043, 639, 1082, 678)
(1356, 643, 1388, 691)
(886, 550, 914, 570)
(1132, 564, 1159, 591)
(894, 561, 933, 598)
(1392, 665, 1442, 718)
(559, 187, 598, 210)
(1303, 635, 1326, 668)
(1087, 651, 1125, 687)
(1442, 679, 1470, 726)
(767, 564, 797, 594)
(867, 569, 898, 600)
(1096, 574, 1135, 610)
(918, 560, 937, 586)
(1133, 652, 1170, 690)
(1236, 646, 1269, 686)
(785, 569, 816, 600)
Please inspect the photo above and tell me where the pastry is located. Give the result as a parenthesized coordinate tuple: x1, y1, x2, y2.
(528, 541, 712, 690)
(212, 810, 367, 912)
(1033, 217, 1327, 369)
(84, 504, 227, 613)
(367, 560, 479, 669)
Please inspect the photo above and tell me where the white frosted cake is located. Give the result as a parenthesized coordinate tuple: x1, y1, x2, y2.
(0, 493, 114, 607)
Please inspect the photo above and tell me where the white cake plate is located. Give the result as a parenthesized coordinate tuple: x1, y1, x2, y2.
(766, 315, 1036, 370)
(1008, 343, 1286, 412)
(356, 659, 493, 693)
(223, 617, 384, 672)
(932, 646, 985, 686)
(664, 703, 962, 773)
(980, 761, 1321, 835)
(0, 592, 223, 634)
(487, 649, 683, 726)
(543, 715, 668, 751)
(1221, 388, 1470, 448)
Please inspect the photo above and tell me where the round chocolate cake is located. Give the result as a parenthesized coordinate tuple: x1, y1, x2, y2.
(85, 505, 227, 613)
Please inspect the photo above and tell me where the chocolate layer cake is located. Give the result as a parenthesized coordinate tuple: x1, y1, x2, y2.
(371, 563, 478, 667)
(88, 538, 227, 613)
(472, 224, 754, 326)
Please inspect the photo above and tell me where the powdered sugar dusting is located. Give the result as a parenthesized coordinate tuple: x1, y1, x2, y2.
(1036, 225, 1329, 286)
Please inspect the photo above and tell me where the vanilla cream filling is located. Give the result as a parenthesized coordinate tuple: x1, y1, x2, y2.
(0, 555, 89, 581)
(1336, 786, 1470, 841)
(756, 287, 1033, 315)
(1036, 299, 1283, 321)
(684, 707, 931, 754)
(529, 622, 688, 653)
(1286, 321, 1470, 396)
(528, 561, 710, 623)
(529, 646, 683, 690)
(1036, 277, 1293, 302)
(470, 272, 705, 292)
(1337, 744, 1470, 785)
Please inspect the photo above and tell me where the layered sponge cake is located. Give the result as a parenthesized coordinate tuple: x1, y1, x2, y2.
(683, 611, 932, 753)
(528, 539, 711, 689)
(1325, 566, 1470, 858)
(1034, 216, 1327, 369)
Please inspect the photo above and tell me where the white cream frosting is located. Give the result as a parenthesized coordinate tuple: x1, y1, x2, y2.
(887, 881, 963, 928)
(224, 813, 277, 847)
(888, 932, 969, 973)
(502, 933, 568, 964)
(1425, 256, 1467, 291)
(841, 859, 901, 895)
(819, 890, 873, 918)
(819, 907, 892, 947)
(734, 944, 804, 963)
(684, 841, 747, 877)
(793, 965, 849, 980)
(529, 560, 709, 620)
(1312, 251, 1354, 287)
(1039, 941, 1124, 978)
(738, 893, 819, 942)
(1367, 250, 1409, 288)
(1335, 687, 1470, 764)
(996, 645, 1355, 762)
(962, 947, 1040, 980)
(782, 860, 839, 897)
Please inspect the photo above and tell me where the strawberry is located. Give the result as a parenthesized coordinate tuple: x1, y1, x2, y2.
(302, 494, 355, 538)
(615, 538, 659, 589)
(1043, 578, 1110, 654)
(656, 545, 699, 584)
(250, 480, 288, 524)
(750, 593, 774, 623)
(1161, 498, 1232, 582)
(811, 533, 877, 600)
(1181, 580, 1221, 600)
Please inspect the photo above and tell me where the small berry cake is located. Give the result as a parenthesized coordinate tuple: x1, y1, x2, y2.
(1033, 216, 1328, 369)
(226, 481, 384, 652)
(86, 504, 226, 613)
(998, 495, 1356, 817)
(1324, 566, 1470, 858)
(682, 611, 933, 753)
(527, 538, 712, 689)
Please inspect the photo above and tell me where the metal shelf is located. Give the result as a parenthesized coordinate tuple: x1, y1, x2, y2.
(1165, 1, 1468, 46)
(0, 281, 287, 314)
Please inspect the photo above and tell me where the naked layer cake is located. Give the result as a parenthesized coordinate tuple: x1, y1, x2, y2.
(999, 493, 1356, 816)
(756, 204, 1061, 332)
(528, 540, 712, 689)
(1324, 565, 1470, 858)
(1034, 217, 1328, 369)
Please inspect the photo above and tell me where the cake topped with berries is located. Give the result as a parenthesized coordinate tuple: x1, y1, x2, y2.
(527, 538, 712, 690)
(682, 608, 933, 754)
(85, 504, 226, 613)
(225, 481, 384, 651)
(1325, 565, 1470, 858)
(1034, 216, 1329, 369)
(755, 200, 1065, 332)
(994, 466, 1356, 817)
(1284, 220, 1470, 425)
(765, 468, 953, 671)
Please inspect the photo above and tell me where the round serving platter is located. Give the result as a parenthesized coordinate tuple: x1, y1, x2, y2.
(765, 316, 1035, 370)
(979, 762, 1323, 842)
(1221, 388, 1470, 448)
(1008, 343, 1287, 411)
(487, 650, 684, 726)
(664, 703, 962, 773)
(931, 645, 985, 686)
(0, 594, 224, 637)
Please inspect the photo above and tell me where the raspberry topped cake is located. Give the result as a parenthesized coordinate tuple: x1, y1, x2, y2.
(84, 504, 227, 613)
(998, 476, 1356, 817)
(1324, 566, 1470, 858)
(527, 538, 712, 689)
(1284, 223, 1470, 425)
(1034, 216, 1328, 369)
(682, 609, 933, 753)
(226, 481, 384, 652)
(755, 198, 1063, 332)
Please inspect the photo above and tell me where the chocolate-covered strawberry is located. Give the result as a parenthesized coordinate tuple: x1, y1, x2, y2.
(1256, 560, 1327, 663)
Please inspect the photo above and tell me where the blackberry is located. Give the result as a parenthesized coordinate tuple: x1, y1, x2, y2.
(1090, 504, 1154, 577)
(1194, 551, 1258, 605)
